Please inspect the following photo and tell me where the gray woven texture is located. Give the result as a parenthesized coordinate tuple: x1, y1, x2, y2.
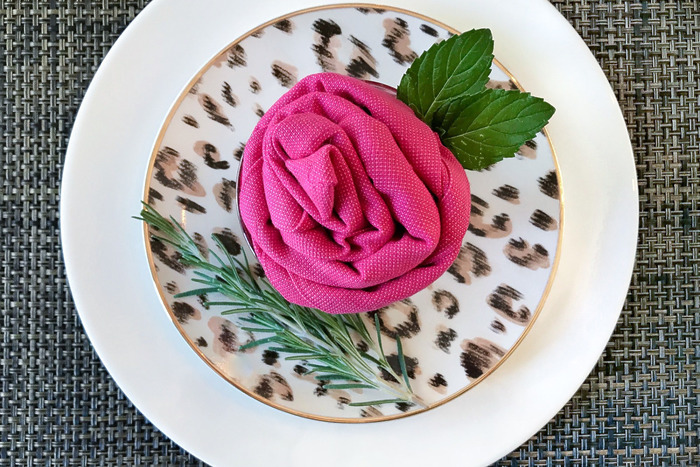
(1, 0, 697, 465)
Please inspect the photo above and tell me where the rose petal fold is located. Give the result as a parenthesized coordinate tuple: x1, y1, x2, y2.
(239, 73, 470, 313)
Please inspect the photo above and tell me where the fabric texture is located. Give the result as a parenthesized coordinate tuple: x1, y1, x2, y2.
(0, 1, 697, 465)
(239, 73, 470, 314)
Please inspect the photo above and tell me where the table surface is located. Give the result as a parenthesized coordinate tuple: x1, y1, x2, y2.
(1, 0, 698, 465)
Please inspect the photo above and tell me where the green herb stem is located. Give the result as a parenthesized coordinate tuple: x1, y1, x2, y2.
(137, 203, 425, 408)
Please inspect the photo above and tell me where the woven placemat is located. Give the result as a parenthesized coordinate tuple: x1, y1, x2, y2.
(1, 0, 697, 465)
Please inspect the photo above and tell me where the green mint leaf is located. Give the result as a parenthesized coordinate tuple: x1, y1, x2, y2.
(440, 88, 555, 170)
(396, 27, 557, 171)
(396, 29, 493, 124)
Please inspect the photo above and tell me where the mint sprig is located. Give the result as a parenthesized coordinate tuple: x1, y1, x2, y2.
(396, 29, 555, 171)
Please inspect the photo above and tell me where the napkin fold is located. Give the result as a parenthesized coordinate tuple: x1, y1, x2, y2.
(239, 73, 470, 314)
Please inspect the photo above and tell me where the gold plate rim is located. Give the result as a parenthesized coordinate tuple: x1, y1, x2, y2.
(141, 2, 564, 424)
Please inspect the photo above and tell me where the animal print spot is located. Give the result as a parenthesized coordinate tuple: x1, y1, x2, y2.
(198, 93, 232, 129)
(419, 24, 439, 37)
(518, 139, 538, 159)
(429, 373, 447, 394)
(213, 178, 237, 213)
(273, 19, 294, 34)
(251, 30, 264, 38)
(233, 142, 245, 161)
(382, 17, 418, 65)
(227, 44, 247, 68)
(345, 36, 379, 79)
(208, 317, 239, 356)
(171, 301, 201, 324)
(504, 238, 550, 270)
(448, 242, 491, 284)
(432, 290, 459, 319)
(530, 209, 557, 231)
(182, 115, 199, 128)
(486, 79, 518, 90)
(212, 228, 242, 256)
(176, 196, 206, 214)
(356, 7, 385, 14)
(306, 378, 353, 407)
(371, 299, 421, 339)
(538, 170, 559, 199)
(148, 188, 163, 204)
(252, 263, 265, 279)
(271, 60, 299, 88)
(355, 340, 369, 353)
(469, 195, 512, 238)
(254, 104, 265, 118)
(262, 350, 279, 366)
(360, 407, 383, 418)
(165, 281, 179, 294)
(460, 337, 506, 379)
(434, 325, 457, 353)
(249, 77, 261, 94)
(358, 408, 383, 418)
(490, 320, 507, 334)
(221, 82, 238, 107)
(395, 402, 414, 412)
(192, 232, 209, 260)
(335, 396, 351, 408)
(254, 372, 293, 402)
(314, 382, 328, 397)
(381, 353, 420, 382)
(492, 184, 520, 204)
(292, 367, 351, 405)
(177, 159, 206, 196)
(194, 141, 230, 170)
(196, 337, 208, 347)
(150, 237, 185, 274)
(312, 19, 343, 73)
(154, 147, 205, 196)
(487, 284, 531, 325)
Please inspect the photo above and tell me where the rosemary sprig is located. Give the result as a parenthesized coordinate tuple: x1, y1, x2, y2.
(137, 203, 425, 408)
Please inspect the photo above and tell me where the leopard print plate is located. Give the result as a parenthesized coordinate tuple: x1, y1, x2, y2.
(143, 5, 561, 422)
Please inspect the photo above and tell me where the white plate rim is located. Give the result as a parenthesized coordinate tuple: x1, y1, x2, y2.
(60, 1, 638, 466)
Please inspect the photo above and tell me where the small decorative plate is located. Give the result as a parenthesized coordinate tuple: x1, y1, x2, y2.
(143, 5, 561, 422)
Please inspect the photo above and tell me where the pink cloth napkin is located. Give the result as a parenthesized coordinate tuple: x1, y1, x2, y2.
(239, 73, 470, 314)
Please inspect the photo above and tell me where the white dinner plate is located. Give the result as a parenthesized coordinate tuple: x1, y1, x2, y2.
(60, 1, 637, 465)
(143, 5, 562, 421)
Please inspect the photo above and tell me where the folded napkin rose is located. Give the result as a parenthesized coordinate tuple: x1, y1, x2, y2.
(238, 73, 470, 314)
